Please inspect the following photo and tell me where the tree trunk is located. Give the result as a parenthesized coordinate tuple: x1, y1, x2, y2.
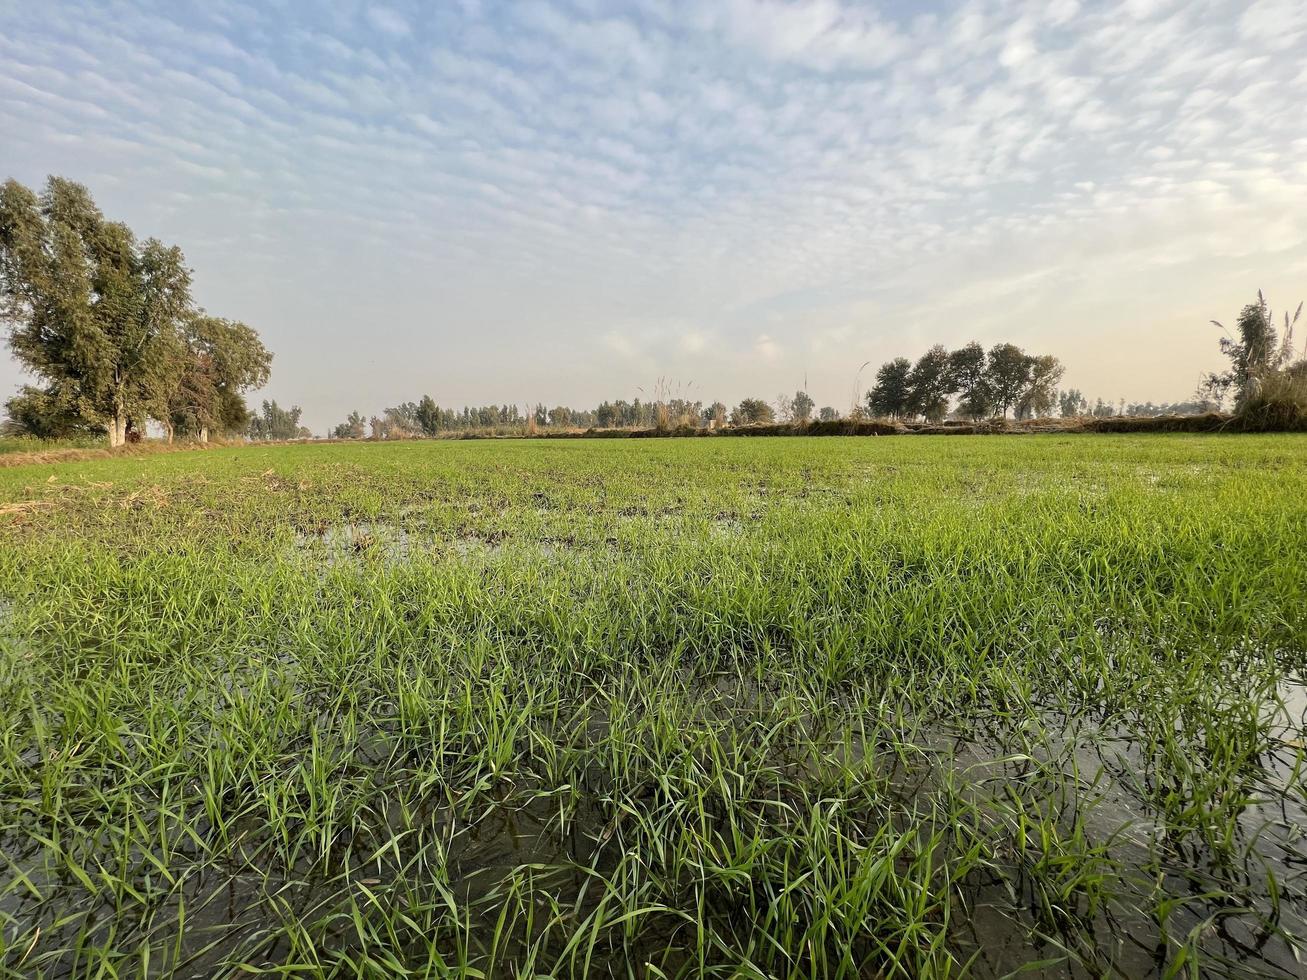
(107, 411, 127, 448)
(109, 378, 127, 448)
(199, 425, 209, 443)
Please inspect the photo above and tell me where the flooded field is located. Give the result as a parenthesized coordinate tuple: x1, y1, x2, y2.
(0, 435, 1304, 977)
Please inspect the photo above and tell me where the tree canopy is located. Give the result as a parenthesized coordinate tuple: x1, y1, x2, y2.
(866, 358, 913, 418)
(1206, 292, 1303, 411)
(0, 176, 272, 445)
(863, 342, 1065, 421)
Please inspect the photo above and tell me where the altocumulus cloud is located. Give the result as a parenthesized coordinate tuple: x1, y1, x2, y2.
(1, 0, 1305, 427)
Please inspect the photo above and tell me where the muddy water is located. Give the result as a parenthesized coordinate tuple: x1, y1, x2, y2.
(944, 678, 1307, 977)
(3, 663, 1304, 977)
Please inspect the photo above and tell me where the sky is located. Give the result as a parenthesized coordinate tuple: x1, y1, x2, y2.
(2, 0, 1306, 431)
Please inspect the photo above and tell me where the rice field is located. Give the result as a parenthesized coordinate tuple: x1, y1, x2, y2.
(0, 434, 1304, 978)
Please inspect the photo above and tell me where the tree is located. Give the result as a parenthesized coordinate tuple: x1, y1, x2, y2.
(702, 402, 727, 428)
(383, 402, 420, 437)
(1058, 389, 1087, 417)
(0, 176, 271, 446)
(1125, 399, 1216, 417)
(818, 406, 839, 422)
(165, 315, 271, 441)
(791, 390, 815, 423)
(906, 345, 955, 422)
(731, 398, 774, 425)
(948, 342, 990, 419)
(0, 177, 196, 446)
(414, 395, 440, 436)
(548, 405, 572, 428)
(248, 400, 303, 440)
(3, 384, 96, 438)
(1015, 354, 1064, 419)
(866, 358, 912, 418)
(332, 411, 366, 439)
(983, 343, 1032, 418)
(1208, 292, 1303, 411)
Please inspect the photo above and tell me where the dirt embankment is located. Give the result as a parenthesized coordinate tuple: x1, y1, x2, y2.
(5, 412, 1292, 466)
(528, 412, 1258, 439)
(0, 439, 242, 469)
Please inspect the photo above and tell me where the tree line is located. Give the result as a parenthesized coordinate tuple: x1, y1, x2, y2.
(333, 341, 1240, 440)
(332, 392, 835, 439)
(0, 177, 273, 445)
(9, 177, 1296, 445)
(864, 342, 1065, 421)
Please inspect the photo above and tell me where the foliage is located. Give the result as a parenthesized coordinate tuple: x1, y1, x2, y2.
(247, 399, 306, 440)
(2, 384, 97, 439)
(1059, 388, 1088, 417)
(791, 389, 815, 423)
(415, 395, 441, 436)
(1238, 362, 1307, 431)
(1123, 398, 1220, 417)
(1207, 292, 1300, 410)
(702, 401, 728, 427)
(165, 315, 272, 440)
(0, 176, 272, 446)
(332, 410, 367, 439)
(949, 342, 991, 419)
(1015, 353, 1065, 420)
(866, 357, 913, 418)
(983, 343, 1032, 418)
(1206, 292, 1305, 427)
(905, 345, 955, 422)
(731, 397, 775, 425)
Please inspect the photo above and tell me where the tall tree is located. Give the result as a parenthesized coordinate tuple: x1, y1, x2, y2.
(866, 357, 912, 418)
(1208, 293, 1302, 410)
(332, 411, 366, 439)
(1058, 388, 1087, 418)
(791, 390, 815, 423)
(1, 177, 271, 446)
(165, 315, 271, 441)
(0, 177, 194, 446)
(248, 400, 304, 441)
(906, 345, 956, 421)
(731, 398, 774, 425)
(414, 395, 440, 436)
(948, 342, 990, 419)
(1015, 354, 1064, 419)
(383, 402, 421, 436)
(984, 343, 1033, 418)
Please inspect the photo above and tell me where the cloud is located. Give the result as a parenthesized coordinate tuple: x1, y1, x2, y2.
(366, 7, 411, 37)
(707, 0, 905, 70)
(1, 0, 1304, 428)
(679, 330, 707, 353)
